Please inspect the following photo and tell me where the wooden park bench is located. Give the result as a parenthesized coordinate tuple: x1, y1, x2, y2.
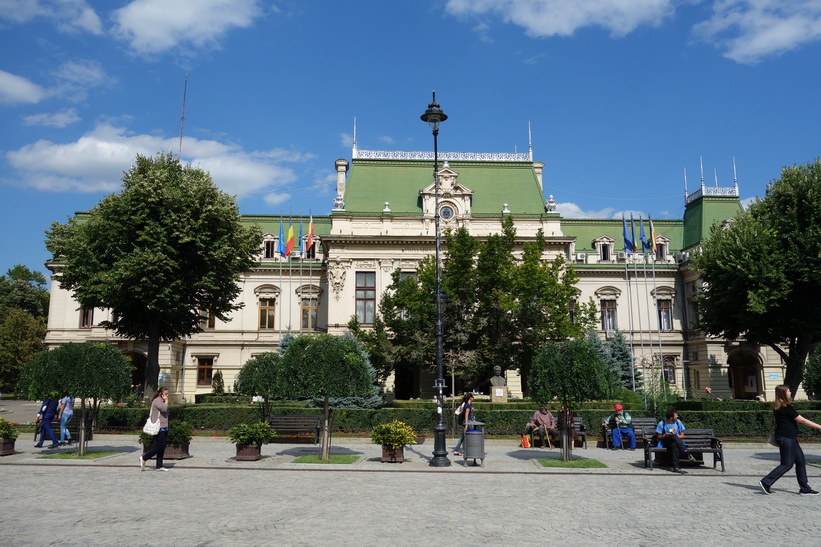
(602, 417, 657, 449)
(643, 428, 725, 471)
(552, 415, 587, 449)
(32, 418, 86, 445)
(267, 414, 322, 444)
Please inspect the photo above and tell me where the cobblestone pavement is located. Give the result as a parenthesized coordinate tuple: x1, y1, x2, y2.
(2, 433, 821, 546)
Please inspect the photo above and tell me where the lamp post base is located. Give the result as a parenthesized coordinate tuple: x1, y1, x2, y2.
(429, 420, 451, 467)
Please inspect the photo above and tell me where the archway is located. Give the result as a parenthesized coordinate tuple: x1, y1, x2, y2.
(727, 351, 762, 400)
(124, 352, 148, 397)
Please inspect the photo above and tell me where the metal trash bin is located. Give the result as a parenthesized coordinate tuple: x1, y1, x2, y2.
(463, 421, 485, 467)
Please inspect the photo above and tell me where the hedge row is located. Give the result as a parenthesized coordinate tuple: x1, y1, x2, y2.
(97, 404, 821, 438)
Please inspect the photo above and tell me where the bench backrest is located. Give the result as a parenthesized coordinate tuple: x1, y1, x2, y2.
(645, 428, 716, 448)
(630, 418, 658, 437)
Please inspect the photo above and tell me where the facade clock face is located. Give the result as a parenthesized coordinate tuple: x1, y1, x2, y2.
(440, 206, 454, 220)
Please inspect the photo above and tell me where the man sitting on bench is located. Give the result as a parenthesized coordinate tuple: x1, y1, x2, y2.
(527, 406, 557, 448)
(603, 403, 635, 450)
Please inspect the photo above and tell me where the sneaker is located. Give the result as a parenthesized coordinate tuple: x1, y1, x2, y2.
(671, 467, 687, 474)
(759, 480, 772, 495)
(799, 489, 819, 496)
(686, 452, 697, 462)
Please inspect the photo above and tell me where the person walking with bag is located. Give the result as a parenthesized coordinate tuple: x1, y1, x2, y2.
(759, 385, 821, 495)
(140, 387, 170, 471)
(34, 398, 60, 449)
(453, 392, 474, 456)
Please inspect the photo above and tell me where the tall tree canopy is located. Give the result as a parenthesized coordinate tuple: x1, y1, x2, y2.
(45, 153, 262, 392)
(371, 217, 596, 394)
(0, 265, 49, 318)
(0, 308, 46, 392)
(692, 158, 821, 395)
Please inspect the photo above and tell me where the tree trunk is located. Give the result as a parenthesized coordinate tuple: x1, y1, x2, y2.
(78, 398, 87, 456)
(145, 314, 162, 394)
(560, 406, 573, 462)
(320, 395, 330, 460)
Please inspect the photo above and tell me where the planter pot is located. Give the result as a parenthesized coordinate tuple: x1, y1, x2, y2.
(164, 442, 190, 460)
(381, 445, 405, 463)
(235, 444, 262, 461)
(0, 438, 15, 456)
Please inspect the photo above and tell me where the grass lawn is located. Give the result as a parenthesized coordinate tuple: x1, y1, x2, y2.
(40, 451, 120, 459)
(537, 457, 607, 468)
(291, 454, 359, 464)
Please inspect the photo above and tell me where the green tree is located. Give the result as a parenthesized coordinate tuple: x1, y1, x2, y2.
(692, 158, 821, 395)
(211, 370, 225, 395)
(529, 338, 614, 460)
(590, 330, 641, 390)
(46, 153, 262, 393)
(0, 308, 46, 392)
(0, 265, 50, 318)
(17, 342, 131, 454)
(234, 352, 280, 421)
(276, 333, 374, 459)
(803, 346, 821, 400)
(348, 315, 394, 385)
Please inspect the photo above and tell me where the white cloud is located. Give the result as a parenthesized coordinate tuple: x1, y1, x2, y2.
(53, 60, 110, 101)
(24, 108, 81, 128)
(0, 70, 47, 104)
(693, 0, 821, 64)
(112, 0, 263, 56)
(5, 123, 301, 196)
(0, 0, 102, 34)
(555, 202, 617, 219)
(445, 0, 677, 38)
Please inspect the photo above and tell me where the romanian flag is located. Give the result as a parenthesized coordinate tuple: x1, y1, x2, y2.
(649, 215, 658, 255)
(306, 214, 314, 250)
(285, 218, 295, 257)
(622, 214, 634, 254)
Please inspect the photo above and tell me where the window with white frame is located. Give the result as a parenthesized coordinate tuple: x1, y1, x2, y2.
(601, 299, 617, 330)
(355, 272, 376, 324)
(79, 308, 93, 329)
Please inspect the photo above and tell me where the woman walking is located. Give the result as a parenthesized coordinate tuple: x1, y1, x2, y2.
(58, 394, 75, 445)
(140, 387, 170, 471)
(759, 385, 821, 495)
(453, 392, 474, 457)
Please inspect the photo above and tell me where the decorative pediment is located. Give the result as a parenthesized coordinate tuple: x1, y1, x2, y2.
(419, 163, 474, 220)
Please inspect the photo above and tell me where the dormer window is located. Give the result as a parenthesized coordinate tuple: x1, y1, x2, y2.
(593, 236, 615, 262)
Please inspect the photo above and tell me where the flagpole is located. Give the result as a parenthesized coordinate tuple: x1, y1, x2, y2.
(622, 214, 637, 393)
(288, 209, 293, 331)
(299, 210, 303, 333)
(278, 214, 284, 339)
(630, 214, 646, 392)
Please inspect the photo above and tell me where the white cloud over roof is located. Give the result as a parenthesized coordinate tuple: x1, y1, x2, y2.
(5, 123, 301, 195)
(111, 0, 263, 56)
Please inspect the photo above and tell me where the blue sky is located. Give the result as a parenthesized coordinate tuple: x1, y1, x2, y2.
(2, 0, 820, 279)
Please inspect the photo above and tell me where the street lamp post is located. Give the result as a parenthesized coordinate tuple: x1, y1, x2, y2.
(421, 91, 450, 467)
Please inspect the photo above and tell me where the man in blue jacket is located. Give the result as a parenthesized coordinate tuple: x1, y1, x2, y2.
(35, 398, 60, 449)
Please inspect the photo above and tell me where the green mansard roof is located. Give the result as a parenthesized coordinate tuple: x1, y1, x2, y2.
(342, 157, 547, 215)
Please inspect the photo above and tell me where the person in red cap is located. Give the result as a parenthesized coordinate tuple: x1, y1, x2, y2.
(602, 403, 635, 450)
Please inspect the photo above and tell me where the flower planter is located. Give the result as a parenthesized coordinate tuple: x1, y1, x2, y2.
(0, 438, 15, 456)
(381, 445, 405, 463)
(164, 442, 190, 460)
(235, 444, 262, 461)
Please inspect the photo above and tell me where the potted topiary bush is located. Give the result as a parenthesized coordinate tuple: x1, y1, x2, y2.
(370, 420, 417, 463)
(139, 420, 194, 459)
(227, 422, 274, 461)
(0, 418, 19, 456)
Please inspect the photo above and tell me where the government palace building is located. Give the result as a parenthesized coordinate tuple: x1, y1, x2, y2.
(44, 142, 795, 403)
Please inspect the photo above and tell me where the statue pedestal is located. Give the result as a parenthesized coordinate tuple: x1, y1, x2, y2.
(490, 386, 508, 403)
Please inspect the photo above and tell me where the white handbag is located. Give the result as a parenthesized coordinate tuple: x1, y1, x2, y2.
(143, 416, 161, 435)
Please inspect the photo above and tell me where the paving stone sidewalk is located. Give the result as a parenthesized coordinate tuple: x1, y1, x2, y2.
(2, 435, 821, 546)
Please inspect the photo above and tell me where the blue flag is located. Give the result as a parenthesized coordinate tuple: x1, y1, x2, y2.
(639, 215, 648, 253)
(622, 214, 634, 254)
(277, 217, 285, 256)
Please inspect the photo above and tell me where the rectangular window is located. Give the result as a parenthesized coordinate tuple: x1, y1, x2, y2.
(657, 299, 673, 331)
(656, 243, 667, 261)
(199, 310, 215, 330)
(259, 298, 276, 329)
(600, 299, 617, 330)
(197, 357, 213, 386)
(305, 242, 316, 259)
(567, 300, 577, 324)
(79, 308, 93, 329)
(301, 297, 318, 331)
(663, 355, 677, 384)
(355, 272, 376, 325)
(692, 370, 700, 390)
(600, 245, 611, 261)
(263, 240, 276, 259)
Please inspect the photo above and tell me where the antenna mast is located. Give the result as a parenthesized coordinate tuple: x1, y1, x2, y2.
(178, 74, 188, 158)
